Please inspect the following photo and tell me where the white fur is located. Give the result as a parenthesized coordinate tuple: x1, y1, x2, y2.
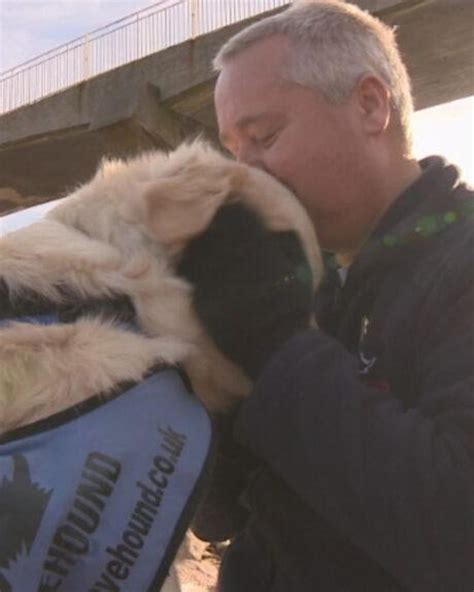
(0, 140, 322, 433)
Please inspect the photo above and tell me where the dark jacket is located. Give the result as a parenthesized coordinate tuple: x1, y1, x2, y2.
(219, 157, 474, 592)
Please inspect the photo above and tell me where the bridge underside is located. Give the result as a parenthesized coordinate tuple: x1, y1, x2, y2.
(0, 0, 472, 212)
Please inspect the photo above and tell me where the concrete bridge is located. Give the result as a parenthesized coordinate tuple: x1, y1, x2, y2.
(0, 0, 472, 213)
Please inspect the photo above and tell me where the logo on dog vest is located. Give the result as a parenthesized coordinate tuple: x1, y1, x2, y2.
(0, 455, 52, 592)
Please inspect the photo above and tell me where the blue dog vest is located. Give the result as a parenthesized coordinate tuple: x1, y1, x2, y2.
(0, 368, 214, 592)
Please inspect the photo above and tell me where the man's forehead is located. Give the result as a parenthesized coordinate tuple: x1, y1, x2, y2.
(216, 61, 281, 98)
(220, 36, 288, 77)
(215, 70, 289, 130)
(214, 37, 292, 138)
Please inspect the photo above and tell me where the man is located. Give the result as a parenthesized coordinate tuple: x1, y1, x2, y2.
(200, 1, 474, 590)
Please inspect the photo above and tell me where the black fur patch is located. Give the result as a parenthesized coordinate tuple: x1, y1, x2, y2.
(176, 202, 313, 379)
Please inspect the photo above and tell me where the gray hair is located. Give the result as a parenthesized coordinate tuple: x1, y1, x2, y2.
(214, 0, 414, 146)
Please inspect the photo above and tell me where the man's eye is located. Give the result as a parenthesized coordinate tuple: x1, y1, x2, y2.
(255, 130, 279, 147)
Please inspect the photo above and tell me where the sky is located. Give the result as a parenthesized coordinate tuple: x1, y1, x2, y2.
(413, 95, 473, 184)
(0, 0, 155, 72)
(0, 0, 472, 228)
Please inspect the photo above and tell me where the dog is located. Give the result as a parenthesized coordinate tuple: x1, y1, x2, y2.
(0, 140, 322, 431)
(0, 140, 323, 591)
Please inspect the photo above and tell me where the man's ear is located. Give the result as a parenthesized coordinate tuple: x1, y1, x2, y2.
(141, 166, 244, 245)
(356, 74, 391, 135)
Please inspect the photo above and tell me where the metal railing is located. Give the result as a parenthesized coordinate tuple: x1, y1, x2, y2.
(0, 0, 289, 115)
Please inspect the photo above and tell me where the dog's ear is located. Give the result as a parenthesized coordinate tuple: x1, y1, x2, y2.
(142, 166, 244, 246)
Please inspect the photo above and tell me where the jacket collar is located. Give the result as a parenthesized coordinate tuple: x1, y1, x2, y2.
(343, 155, 471, 288)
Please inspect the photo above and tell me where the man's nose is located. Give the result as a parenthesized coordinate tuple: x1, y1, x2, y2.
(236, 143, 265, 171)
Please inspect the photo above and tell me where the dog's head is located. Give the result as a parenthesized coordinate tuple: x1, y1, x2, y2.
(51, 141, 321, 275)
(47, 140, 323, 410)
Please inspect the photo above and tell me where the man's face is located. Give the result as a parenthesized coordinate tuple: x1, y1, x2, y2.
(215, 36, 374, 254)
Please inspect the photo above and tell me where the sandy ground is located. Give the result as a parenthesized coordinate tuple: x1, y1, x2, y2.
(172, 533, 226, 592)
